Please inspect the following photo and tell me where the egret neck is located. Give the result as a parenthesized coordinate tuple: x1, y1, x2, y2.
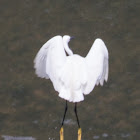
(63, 37, 73, 56)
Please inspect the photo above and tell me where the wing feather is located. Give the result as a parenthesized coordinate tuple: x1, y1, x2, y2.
(84, 38, 109, 95)
(34, 41, 50, 79)
(34, 36, 66, 82)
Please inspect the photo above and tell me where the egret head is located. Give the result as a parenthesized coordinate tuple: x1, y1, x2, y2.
(63, 35, 74, 43)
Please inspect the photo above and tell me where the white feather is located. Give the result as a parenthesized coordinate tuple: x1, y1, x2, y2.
(59, 55, 87, 102)
(34, 36, 67, 91)
(34, 36, 109, 102)
(84, 38, 109, 95)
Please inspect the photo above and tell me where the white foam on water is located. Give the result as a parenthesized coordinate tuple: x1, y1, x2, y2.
(64, 119, 76, 125)
(102, 133, 108, 137)
(93, 132, 131, 139)
(121, 133, 131, 138)
(93, 135, 100, 139)
(2, 135, 36, 140)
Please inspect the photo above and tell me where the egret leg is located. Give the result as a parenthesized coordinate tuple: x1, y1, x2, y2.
(60, 127, 64, 140)
(74, 103, 82, 140)
(60, 100, 68, 140)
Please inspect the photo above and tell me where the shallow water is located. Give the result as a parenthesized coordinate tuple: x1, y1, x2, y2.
(0, 0, 139, 140)
(2, 135, 36, 140)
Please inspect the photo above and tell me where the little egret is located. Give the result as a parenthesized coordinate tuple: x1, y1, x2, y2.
(34, 35, 109, 140)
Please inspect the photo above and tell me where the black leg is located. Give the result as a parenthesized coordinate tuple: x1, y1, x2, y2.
(74, 103, 80, 128)
(61, 100, 68, 127)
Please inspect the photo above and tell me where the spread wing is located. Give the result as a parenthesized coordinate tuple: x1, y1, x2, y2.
(34, 36, 66, 81)
(84, 38, 109, 95)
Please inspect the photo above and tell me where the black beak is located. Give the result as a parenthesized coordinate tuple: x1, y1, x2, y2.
(70, 36, 75, 40)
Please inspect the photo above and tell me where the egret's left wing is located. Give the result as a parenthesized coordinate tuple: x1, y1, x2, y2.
(34, 41, 50, 79)
(84, 38, 109, 95)
(34, 36, 66, 80)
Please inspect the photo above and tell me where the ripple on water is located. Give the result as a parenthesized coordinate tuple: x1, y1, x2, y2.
(93, 135, 100, 139)
(64, 119, 76, 125)
(2, 135, 36, 140)
(93, 132, 131, 139)
(102, 133, 108, 137)
(121, 133, 131, 138)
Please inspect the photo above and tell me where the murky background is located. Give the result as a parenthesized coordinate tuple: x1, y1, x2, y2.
(0, 0, 139, 140)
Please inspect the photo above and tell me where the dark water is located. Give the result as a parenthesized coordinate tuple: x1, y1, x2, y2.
(0, 0, 139, 140)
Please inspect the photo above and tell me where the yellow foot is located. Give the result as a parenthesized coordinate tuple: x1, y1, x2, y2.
(78, 128, 82, 140)
(60, 127, 64, 140)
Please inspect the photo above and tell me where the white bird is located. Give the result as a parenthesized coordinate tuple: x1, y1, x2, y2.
(34, 35, 109, 140)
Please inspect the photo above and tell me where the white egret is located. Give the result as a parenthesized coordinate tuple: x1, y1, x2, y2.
(34, 35, 109, 140)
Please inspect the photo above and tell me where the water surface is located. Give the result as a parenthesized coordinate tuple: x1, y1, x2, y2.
(0, 0, 139, 139)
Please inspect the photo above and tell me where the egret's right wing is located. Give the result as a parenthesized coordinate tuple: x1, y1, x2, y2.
(84, 38, 109, 95)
